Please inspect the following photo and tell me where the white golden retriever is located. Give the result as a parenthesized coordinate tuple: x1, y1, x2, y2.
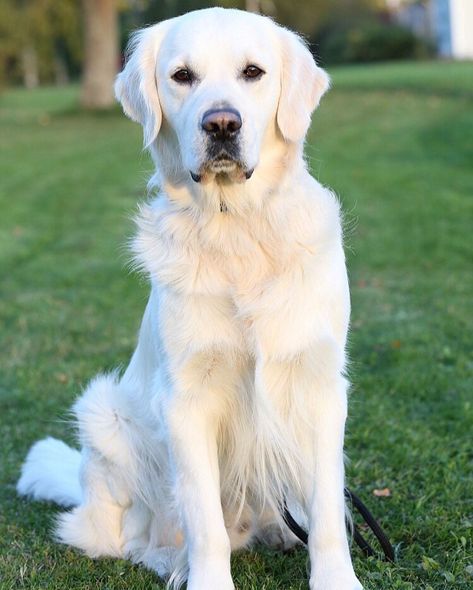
(18, 8, 363, 590)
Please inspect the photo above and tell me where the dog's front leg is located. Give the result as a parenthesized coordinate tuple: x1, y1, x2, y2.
(256, 346, 362, 590)
(305, 369, 362, 590)
(251, 246, 363, 589)
(162, 351, 235, 590)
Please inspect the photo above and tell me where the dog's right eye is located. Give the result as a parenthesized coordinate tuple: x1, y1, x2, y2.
(172, 69, 194, 84)
(242, 65, 265, 80)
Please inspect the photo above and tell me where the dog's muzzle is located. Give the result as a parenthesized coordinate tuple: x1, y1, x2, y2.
(190, 107, 253, 183)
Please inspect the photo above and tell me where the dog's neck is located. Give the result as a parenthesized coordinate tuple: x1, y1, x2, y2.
(148, 130, 307, 219)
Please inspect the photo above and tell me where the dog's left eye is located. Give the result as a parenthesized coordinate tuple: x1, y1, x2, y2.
(172, 69, 194, 84)
(242, 65, 264, 80)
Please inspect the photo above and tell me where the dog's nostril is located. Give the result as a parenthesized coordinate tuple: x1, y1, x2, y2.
(207, 121, 221, 134)
(201, 108, 242, 137)
(227, 120, 240, 134)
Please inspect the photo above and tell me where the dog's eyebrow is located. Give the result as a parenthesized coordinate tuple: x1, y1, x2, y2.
(238, 56, 267, 70)
(166, 54, 193, 68)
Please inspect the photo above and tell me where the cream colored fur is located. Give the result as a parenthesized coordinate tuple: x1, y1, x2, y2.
(17, 8, 363, 590)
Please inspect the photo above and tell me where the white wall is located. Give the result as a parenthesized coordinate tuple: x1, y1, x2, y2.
(450, 0, 473, 58)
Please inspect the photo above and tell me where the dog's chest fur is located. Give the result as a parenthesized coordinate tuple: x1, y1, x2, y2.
(134, 188, 334, 298)
(133, 188, 343, 365)
(138, 203, 292, 294)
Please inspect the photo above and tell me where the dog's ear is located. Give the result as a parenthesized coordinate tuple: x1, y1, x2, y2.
(277, 28, 330, 143)
(115, 23, 169, 147)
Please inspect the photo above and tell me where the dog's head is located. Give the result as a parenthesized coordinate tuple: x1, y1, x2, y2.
(115, 8, 329, 184)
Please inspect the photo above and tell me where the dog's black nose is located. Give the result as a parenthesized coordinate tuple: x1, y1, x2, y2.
(201, 108, 242, 139)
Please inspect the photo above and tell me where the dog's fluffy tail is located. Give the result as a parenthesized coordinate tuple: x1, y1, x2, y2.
(17, 437, 82, 507)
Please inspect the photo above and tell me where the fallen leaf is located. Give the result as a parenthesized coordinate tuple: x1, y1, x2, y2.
(38, 113, 51, 126)
(373, 487, 391, 497)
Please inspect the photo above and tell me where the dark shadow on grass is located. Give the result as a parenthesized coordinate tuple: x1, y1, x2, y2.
(52, 104, 124, 121)
(233, 544, 309, 590)
(333, 85, 473, 100)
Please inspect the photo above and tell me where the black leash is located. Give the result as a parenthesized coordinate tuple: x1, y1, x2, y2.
(282, 488, 395, 562)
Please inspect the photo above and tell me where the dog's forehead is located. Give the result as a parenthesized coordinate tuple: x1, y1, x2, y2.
(159, 9, 278, 70)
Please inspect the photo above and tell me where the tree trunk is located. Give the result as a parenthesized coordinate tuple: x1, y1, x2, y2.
(21, 44, 39, 89)
(54, 52, 69, 86)
(80, 0, 119, 109)
(245, 0, 261, 13)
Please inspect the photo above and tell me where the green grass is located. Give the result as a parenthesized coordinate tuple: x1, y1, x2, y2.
(1, 60, 472, 589)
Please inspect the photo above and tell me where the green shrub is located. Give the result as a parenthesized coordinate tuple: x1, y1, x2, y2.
(317, 22, 434, 64)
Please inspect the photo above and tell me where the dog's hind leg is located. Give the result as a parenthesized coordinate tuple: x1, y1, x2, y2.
(56, 373, 136, 558)
(56, 447, 126, 557)
(18, 438, 125, 558)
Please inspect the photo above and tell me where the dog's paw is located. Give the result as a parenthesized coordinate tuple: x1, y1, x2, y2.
(187, 562, 234, 590)
(310, 553, 362, 590)
(310, 568, 363, 590)
(187, 576, 234, 590)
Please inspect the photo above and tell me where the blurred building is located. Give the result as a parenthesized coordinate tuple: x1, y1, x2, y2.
(395, 0, 473, 59)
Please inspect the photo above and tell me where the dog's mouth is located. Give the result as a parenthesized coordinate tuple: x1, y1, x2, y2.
(190, 152, 254, 184)
(210, 154, 239, 172)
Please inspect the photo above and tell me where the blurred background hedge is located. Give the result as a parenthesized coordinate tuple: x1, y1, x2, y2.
(317, 21, 433, 64)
